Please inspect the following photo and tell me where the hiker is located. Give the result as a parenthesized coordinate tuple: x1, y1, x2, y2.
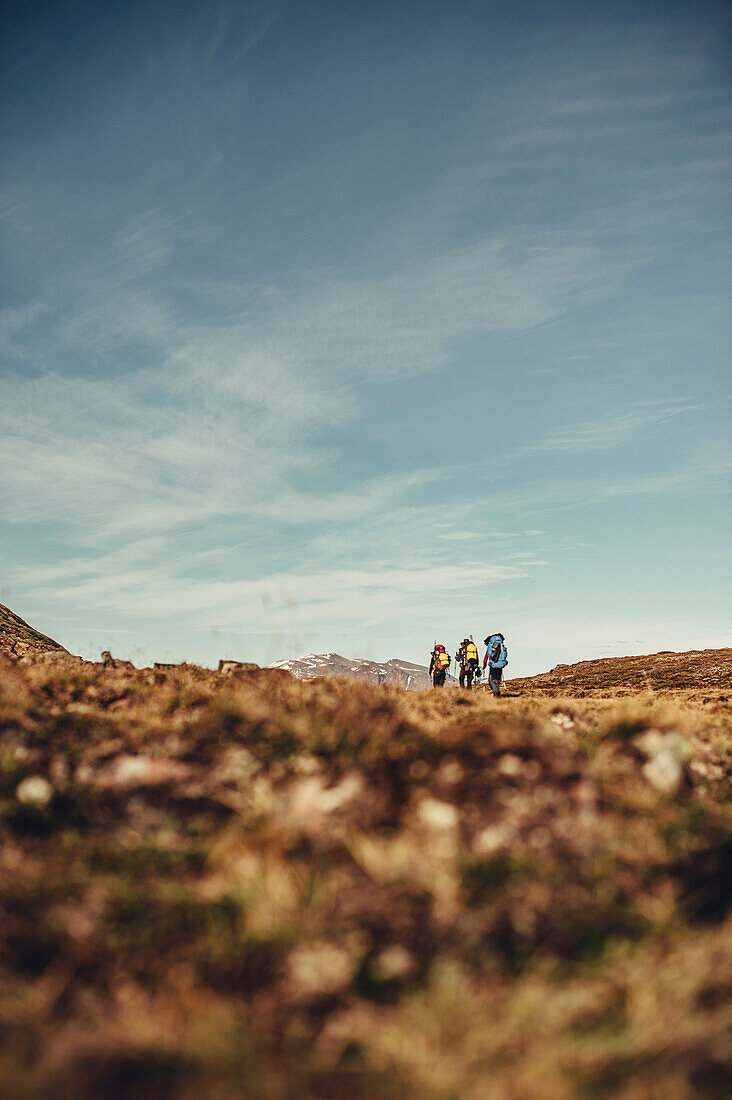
(457, 637, 480, 688)
(429, 644, 451, 688)
(483, 633, 508, 696)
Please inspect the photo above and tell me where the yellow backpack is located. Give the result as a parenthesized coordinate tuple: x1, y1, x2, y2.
(466, 642, 478, 662)
(437, 650, 450, 669)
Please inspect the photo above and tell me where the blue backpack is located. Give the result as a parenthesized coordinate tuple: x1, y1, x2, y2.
(484, 633, 508, 669)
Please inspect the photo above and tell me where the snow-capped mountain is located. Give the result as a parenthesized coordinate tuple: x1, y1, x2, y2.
(267, 652, 456, 689)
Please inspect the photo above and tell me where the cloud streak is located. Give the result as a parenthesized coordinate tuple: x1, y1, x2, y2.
(1, 194, 644, 551)
(516, 402, 707, 456)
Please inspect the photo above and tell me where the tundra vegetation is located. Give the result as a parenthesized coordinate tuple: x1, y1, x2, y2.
(0, 642, 730, 1099)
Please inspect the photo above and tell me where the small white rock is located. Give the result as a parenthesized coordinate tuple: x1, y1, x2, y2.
(643, 750, 683, 794)
(108, 755, 189, 787)
(374, 945, 414, 981)
(498, 754, 523, 777)
(635, 730, 666, 757)
(636, 731, 687, 794)
(318, 774, 363, 812)
(288, 942, 352, 996)
(474, 825, 507, 855)
(16, 775, 53, 806)
(419, 797, 458, 831)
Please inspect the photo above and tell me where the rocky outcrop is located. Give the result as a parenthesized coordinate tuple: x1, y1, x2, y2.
(218, 659, 260, 674)
(0, 602, 67, 659)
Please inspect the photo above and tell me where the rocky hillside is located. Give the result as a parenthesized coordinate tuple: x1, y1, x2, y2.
(269, 652, 457, 689)
(505, 648, 732, 695)
(0, 603, 66, 659)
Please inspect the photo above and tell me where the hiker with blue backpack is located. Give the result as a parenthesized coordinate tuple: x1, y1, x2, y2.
(483, 633, 508, 696)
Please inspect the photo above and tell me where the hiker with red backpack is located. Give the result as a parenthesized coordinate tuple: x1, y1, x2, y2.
(429, 644, 451, 688)
(483, 633, 508, 696)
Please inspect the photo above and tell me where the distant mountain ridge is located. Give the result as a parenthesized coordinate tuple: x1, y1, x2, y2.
(0, 603, 66, 659)
(268, 652, 456, 689)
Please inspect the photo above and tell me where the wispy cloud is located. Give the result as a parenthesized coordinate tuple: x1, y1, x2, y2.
(1, 194, 642, 551)
(517, 401, 706, 457)
(5, 536, 536, 629)
(467, 453, 732, 519)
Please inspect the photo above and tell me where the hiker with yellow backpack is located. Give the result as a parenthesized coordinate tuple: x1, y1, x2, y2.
(457, 637, 480, 688)
(429, 644, 451, 688)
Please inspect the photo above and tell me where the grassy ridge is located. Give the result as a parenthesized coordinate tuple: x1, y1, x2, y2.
(1, 653, 731, 1098)
(505, 648, 732, 695)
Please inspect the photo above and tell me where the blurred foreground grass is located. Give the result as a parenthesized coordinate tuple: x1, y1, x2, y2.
(1, 654, 730, 1099)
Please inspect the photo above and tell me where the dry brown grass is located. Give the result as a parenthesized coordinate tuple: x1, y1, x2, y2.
(0, 652, 730, 1099)
(505, 648, 732, 695)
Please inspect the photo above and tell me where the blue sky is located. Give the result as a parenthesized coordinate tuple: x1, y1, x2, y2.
(1, 0, 730, 675)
